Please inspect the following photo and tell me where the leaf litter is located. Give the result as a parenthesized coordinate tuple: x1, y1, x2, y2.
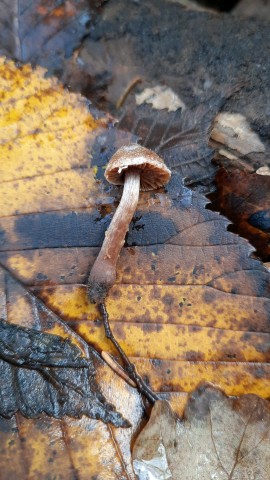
(1, 54, 267, 478)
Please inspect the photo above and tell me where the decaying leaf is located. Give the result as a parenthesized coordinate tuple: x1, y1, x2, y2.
(0, 318, 129, 425)
(133, 383, 270, 479)
(117, 102, 221, 188)
(212, 168, 270, 261)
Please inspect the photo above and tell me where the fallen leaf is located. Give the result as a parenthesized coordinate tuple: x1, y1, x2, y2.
(0, 58, 144, 479)
(212, 168, 270, 261)
(1, 57, 270, 415)
(1, 57, 270, 478)
(211, 112, 266, 155)
(117, 102, 220, 188)
(256, 166, 270, 176)
(133, 383, 270, 479)
(136, 85, 186, 112)
(0, 318, 130, 425)
(0, 0, 93, 76)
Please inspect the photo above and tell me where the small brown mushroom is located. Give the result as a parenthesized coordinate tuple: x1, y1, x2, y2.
(88, 144, 171, 303)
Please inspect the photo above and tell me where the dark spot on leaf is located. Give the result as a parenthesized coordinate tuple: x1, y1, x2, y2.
(185, 351, 205, 361)
(126, 212, 177, 246)
(36, 272, 48, 281)
(203, 291, 215, 304)
(249, 210, 270, 233)
(13, 211, 111, 250)
(162, 294, 174, 306)
(192, 265, 205, 279)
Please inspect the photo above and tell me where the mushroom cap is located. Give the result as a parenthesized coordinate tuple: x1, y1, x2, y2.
(104, 144, 171, 191)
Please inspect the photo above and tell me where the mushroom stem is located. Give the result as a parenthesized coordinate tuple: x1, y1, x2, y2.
(88, 168, 141, 303)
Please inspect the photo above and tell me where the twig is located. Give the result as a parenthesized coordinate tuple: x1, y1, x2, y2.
(99, 302, 158, 404)
(116, 77, 142, 109)
(101, 351, 136, 387)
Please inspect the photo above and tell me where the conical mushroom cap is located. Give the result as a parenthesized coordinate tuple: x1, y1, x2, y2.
(105, 144, 171, 191)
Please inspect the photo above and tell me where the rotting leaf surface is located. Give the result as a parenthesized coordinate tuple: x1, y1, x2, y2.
(133, 383, 270, 480)
(0, 318, 129, 425)
(212, 168, 270, 261)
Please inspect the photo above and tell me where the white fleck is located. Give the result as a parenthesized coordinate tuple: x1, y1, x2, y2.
(256, 166, 270, 176)
(133, 443, 172, 480)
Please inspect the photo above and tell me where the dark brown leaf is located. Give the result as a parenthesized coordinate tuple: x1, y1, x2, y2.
(0, 289, 129, 427)
(211, 168, 270, 261)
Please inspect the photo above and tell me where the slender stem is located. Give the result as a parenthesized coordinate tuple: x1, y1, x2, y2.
(88, 169, 141, 303)
(99, 303, 159, 404)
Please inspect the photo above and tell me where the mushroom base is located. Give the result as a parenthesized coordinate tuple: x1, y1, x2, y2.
(87, 278, 113, 304)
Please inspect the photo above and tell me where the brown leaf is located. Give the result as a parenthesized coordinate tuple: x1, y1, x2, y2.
(117, 103, 218, 189)
(133, 384, 270, 479)
(212, 168, 270, 261)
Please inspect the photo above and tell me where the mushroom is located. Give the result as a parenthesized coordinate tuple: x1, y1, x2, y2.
(87, 144, 171, 303)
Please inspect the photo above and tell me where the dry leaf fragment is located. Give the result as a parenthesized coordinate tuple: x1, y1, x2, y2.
(256, 166, 270, 176)
(133, 384, 270, 479)
(211, 112, 265, 155)
(136, 85, 186, 112)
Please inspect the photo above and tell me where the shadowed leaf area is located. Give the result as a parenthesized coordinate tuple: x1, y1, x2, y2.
(133, 383, 270, 479)
(0, 58, 270, 478)
(117, 103, 218, 190)
(211, 168, 270, 261)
